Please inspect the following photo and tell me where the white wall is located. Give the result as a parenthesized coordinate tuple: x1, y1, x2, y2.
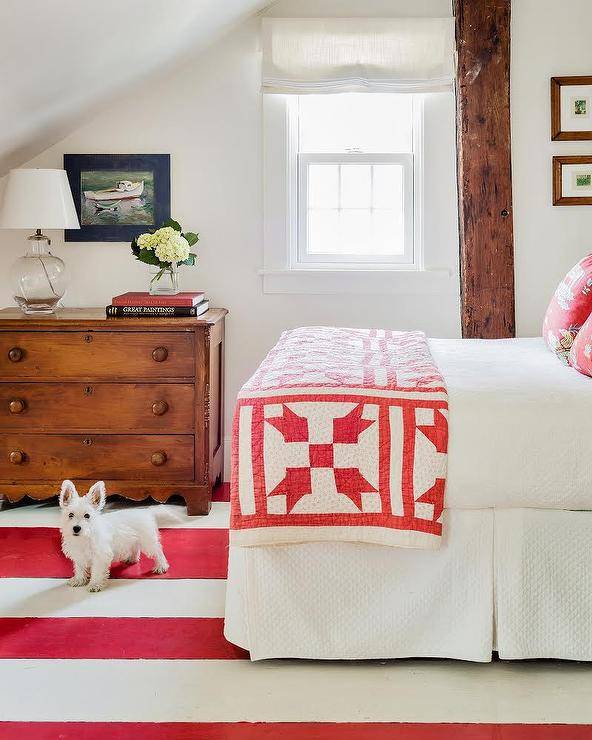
(0, 0, 459, 475)
(0, 0, 270, 175)
(512, 0, 592, 335)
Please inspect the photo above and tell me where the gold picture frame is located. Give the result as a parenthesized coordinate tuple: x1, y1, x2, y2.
(551, 76, 592, 141)
(553, 156, 592, 206)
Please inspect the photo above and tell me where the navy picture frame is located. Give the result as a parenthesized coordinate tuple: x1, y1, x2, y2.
(64, 153, 171, 242)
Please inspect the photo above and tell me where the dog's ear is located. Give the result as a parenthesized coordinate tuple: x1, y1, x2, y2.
(87, 481, 106, 511)
(59, 480, 78, 508)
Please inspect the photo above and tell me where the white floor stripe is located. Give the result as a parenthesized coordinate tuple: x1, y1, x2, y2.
(0, 578, 226, 618)
(1, 659, 591, 723)
(0, 501, 230, 529)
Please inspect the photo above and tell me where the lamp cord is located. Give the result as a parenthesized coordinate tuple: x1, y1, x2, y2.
(37, 255, 60, 298)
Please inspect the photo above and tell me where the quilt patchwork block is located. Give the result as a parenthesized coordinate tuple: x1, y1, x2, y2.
(231, 328, 448, 548)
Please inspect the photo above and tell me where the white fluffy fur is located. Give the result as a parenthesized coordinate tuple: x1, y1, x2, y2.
(59, 480, 175, 592)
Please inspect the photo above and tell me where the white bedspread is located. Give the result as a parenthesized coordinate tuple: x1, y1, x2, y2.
(430, 337, 592, 510)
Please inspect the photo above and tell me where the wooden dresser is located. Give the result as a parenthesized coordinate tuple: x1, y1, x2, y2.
(0, 307, 227, 515)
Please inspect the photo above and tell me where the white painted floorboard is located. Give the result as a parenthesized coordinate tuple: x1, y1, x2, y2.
(2, 659, 592, 724)
(0, 578, 226, 618)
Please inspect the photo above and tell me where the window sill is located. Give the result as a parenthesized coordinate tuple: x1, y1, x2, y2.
(260, 268, 457, 295)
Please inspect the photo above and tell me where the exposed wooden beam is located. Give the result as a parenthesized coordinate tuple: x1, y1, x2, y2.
(454, 0, 515, 338)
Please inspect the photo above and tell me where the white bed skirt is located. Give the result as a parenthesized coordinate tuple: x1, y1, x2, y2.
(224, 508, 592, 662)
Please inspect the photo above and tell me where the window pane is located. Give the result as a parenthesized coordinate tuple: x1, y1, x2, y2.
(299, 93, 413, 153)
(338, 211, 374, 254)
(306, 162, 406, 258)
(308, 164, 339, 208)
(308, 210, 340, 254)
(373, 165, 403, 210)
(341, 164, 371, 209)
(373, 210, 404, 255)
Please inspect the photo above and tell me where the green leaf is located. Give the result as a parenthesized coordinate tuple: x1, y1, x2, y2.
(183, 232, 199, 247)
(162, 218, 182, 232)
(180, 252, 197, 267)
(134, 247, 162, 267)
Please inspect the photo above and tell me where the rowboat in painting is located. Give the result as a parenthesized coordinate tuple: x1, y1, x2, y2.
(84, 180, 144, 201)
(92, 200, 122, 212)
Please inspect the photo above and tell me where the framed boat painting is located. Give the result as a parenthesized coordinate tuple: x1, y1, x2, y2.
(64, 154, 171, 242)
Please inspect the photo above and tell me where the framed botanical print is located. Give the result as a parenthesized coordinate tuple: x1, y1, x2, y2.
(551, 76, 592, 141)
(64, 154, 170, 242)
(553, 156, 592, 206)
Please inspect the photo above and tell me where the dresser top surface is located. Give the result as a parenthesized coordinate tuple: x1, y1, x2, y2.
(0, 307, 227, 329)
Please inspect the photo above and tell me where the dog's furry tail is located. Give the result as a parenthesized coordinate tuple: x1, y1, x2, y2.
(152, 505, 185, 527)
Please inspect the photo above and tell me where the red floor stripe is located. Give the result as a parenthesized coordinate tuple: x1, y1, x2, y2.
(0, 617, 247, 660)
(0, 527, 228, 579)
(213, 482, 230, 502)
(0, 724, 590, 740)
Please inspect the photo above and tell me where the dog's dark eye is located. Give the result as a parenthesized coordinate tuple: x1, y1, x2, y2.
(68, 513, 74, 519)
(84, 513, 90, 519)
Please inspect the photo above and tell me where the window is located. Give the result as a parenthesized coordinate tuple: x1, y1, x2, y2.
(262, 90, 459, 295)
(261, 16, 457, 294)
(294, 94, 418, 268)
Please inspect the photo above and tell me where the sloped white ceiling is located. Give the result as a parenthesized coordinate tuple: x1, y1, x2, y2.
(0, 0, 270, 175)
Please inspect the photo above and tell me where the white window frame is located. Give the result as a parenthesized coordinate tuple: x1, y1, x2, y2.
(297, 152, 415, 266)
(261, 94, 454, 295)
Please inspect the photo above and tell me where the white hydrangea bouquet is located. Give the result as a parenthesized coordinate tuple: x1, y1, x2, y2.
(132, 219, 199, 295)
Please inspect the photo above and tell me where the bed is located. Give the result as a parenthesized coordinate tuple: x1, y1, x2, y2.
(224, 335, 592, 661)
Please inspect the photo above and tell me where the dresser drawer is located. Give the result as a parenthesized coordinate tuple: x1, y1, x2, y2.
(0, 332, 195, 380)
(0, 384, 195, 432)
(0, 434, 194, 481)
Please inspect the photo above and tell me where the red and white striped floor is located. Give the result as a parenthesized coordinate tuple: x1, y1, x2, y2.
(1, 485, 592, 739)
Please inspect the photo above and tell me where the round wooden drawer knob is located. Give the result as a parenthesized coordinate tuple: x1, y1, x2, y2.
(152, 346, 168, 362)
(151, 451, 167, 467)
(8, 398, 26, 414)
(9, 450, 25, 465)
(152, 400, 169, 416)
(8, 347, 23, 363)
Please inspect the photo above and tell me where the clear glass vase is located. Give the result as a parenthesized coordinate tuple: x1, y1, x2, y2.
(11, 231, 67, 314)
(149, 263, 179, 295)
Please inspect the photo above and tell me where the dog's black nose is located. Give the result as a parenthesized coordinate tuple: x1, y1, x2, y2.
(72, 525, 81, 534)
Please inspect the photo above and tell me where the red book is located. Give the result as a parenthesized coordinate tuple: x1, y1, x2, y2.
(111, 291, 205, 307)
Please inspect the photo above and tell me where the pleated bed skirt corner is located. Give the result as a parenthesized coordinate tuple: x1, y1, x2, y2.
(224, 508, 592, 662)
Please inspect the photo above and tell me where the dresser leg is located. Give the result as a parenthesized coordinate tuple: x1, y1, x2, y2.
(184, 488, 212, 516)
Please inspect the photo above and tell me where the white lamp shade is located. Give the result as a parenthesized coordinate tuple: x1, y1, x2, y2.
(0, 168, 80, 229)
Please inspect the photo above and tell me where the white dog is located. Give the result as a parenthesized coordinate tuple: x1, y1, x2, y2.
(59, 479, 173, 592)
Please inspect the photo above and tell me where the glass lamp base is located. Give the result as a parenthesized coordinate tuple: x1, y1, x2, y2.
(14, 296, 61, 315)
(11, 232, 68, 315)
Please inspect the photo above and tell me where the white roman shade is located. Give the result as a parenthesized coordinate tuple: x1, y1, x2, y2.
(261, 17, 455, 94)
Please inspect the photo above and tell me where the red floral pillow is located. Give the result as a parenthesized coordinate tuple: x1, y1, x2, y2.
(570, 311, 592, 376)
(543, 254, 592, 364)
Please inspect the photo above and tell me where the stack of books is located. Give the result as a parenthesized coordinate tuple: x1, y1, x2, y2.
(106, 291, 209, 318)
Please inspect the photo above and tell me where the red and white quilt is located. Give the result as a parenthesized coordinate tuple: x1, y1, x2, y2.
(230, 327, 448, 549)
